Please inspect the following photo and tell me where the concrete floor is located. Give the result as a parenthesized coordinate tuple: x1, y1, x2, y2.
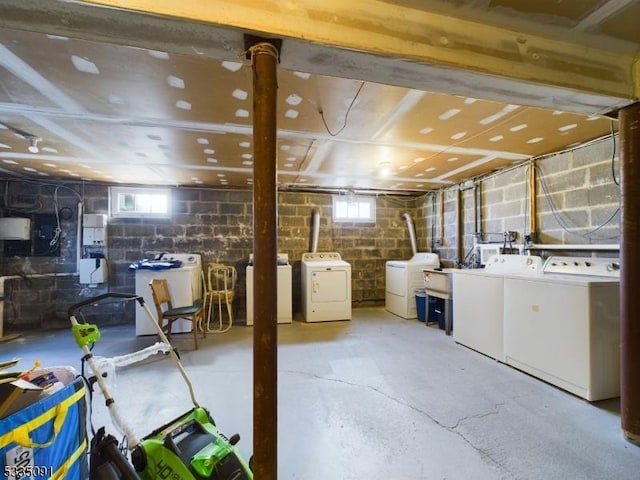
(3, 307, 640, 479)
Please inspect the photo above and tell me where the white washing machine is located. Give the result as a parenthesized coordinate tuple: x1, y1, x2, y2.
(504, 256, 620, 401)
(385, 252, 440, 319)
(452, 254, 543, 362)
(134, 253, 202, 335)
(246, 253, 293, 325)
(301, 252, 351, 322)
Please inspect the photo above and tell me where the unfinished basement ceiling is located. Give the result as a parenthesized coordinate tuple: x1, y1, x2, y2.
(0, 0, 637, 193)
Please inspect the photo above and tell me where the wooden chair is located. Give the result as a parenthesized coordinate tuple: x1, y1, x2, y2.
(149, 278, 204, 350)
(202, 264, 237, 334)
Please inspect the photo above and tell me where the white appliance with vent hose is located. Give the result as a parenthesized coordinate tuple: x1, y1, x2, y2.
(301, 252, 351, 322)
(451, 254, 543, 361)
(503, 256, 620, 401)
(134, 253, 202, 335)
(246, 253, 292, 325)
(386, 252, 440, 319)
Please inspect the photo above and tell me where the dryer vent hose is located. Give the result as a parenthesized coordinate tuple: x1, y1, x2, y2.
(311, 208, 320, 253)
(403, 213, 418, 256)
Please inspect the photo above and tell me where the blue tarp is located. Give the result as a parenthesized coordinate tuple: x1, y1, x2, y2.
(128, 259, 183, 271)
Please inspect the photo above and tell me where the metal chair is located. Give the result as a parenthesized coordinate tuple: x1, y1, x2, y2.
(202, 264, 237, 333)
(149, 278, 204, 350)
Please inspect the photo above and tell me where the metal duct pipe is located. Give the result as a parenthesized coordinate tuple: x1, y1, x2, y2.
(403, 212, 418, 256)
(439, 190, 445, 248)
(528, 162, 537, 238)
(310, 208, 320, 253)
(457, 188, 464, 265)
(76, 201, 83, 275)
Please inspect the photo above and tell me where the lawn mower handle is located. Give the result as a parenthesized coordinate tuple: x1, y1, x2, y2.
(67, 292, 142, 318)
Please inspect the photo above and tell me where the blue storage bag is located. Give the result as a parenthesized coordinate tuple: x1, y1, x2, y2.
(0, 377, 88, 480)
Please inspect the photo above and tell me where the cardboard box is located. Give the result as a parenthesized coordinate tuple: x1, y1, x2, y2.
(0, 376, 43, 419)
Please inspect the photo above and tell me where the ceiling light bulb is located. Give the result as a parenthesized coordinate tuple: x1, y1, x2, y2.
(379, 162, 392, 178)
(27, 136, 39, 153)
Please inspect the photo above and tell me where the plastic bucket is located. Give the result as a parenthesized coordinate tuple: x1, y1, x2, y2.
(415, 289, 427, 322)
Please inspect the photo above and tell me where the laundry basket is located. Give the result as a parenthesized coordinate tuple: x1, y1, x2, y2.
(0, 374, 88, 479)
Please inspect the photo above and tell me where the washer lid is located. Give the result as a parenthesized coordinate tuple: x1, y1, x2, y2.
(387, 252, 439, 268)
(409, 252, 439, 265)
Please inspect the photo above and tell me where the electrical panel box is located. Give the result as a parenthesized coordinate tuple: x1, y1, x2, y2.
(83, 213, 107, 247)
(83, 214, 106, 228)
(80, 258, 107, 284)
(0, 218, 31, 240)
(83, 228, 106, 246)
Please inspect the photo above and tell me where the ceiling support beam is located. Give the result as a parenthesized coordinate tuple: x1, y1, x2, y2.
(80, 0, 638, 114)
(0, 0, 636, 115)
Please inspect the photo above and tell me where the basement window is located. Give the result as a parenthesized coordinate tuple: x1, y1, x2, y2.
(110, 187, 171, 218)
(332, 194, 376, 223)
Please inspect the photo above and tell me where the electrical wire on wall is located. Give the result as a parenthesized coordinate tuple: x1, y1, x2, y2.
(3, 181, 43, 214)
(381, 192, 423, 208)
(3, 180, 84, 253)
(290, 139, 316, 189)
(535, 163, 620, 241)
(610, 120, 619, 186)
(1, 180, 87, 332)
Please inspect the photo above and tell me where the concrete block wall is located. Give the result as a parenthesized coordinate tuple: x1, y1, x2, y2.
(1, 184, 420, 332)
(278, 192, 420, 311)
(424, 135, 620, 267)
(0, 182, 89, 330)
(535, 138, 620, 244)
(3, 134, 618, 331)
(419, 189, 465, 267)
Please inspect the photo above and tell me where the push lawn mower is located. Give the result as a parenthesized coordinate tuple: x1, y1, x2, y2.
(68, 293, 253, 480)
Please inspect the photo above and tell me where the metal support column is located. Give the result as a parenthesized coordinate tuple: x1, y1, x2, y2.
(457, 187, 464, 266)
(439, 190, 445, 247)
(250, 41, 280, 477)
(620, 101, 640, 447)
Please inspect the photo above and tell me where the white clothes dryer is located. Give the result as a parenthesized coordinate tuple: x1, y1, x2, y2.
(385, 252, 440, 319)
(301, 252, 351, 322)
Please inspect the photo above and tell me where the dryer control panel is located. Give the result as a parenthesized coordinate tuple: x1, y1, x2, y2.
(543, 256, 620, 277)
(302, 252, 342, 262)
